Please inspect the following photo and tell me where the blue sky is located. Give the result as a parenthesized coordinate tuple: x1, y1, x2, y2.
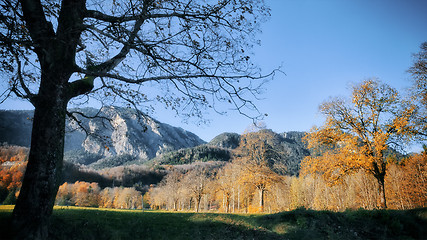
(189, 0, 427, 141)
(1, 0, 427, 144)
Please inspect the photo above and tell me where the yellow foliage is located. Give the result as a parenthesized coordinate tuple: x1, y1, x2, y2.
(302, 79, 421, 209)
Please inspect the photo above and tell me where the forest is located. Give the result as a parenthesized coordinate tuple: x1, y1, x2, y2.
(1, 1, 426, 239)
(3, 65, 427, 213)
(1, 126, 426, 213)
(1, 75, 427, 212)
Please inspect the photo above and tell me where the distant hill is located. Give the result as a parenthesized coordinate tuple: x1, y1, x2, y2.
(240, 129, 310, 175)
(0, 110, 33, 147)
(208, 132, 240, 149)
(147, 144, 232, 166)
(0, 107, 311, 173)
(148, 130, 310, 175)
(0, 106, 205, 168)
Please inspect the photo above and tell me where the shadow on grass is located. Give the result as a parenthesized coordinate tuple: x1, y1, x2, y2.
(1, 207, 426, 239)
(46, 209, 282, 240)
(256, 208, 427, 240)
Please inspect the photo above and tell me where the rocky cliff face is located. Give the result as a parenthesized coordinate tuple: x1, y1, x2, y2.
(0, 107, 205, 167)
(0, 107, 310, 173)
(76, 106, 205, 159)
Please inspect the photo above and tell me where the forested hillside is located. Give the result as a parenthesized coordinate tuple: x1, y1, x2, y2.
(0, 107, 311, 172)
(2, 116, 425, 212)
(0, 107, 205, 168)
(1, 90, 425, 213)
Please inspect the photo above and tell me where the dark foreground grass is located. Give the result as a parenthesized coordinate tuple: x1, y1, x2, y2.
(1, 206, 426, 240)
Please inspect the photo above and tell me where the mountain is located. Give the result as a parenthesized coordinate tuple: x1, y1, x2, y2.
(241, 129, 310, 175)
(147, 144, 232, 166)
(150, 130, 310, 175)
(0, 106, 205, 168)
(208, 132, 240, 149)
(0, 107, 310, 173)
(0, 110, 33, 147)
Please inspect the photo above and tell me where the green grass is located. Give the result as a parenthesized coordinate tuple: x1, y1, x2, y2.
(1, 206, 426, 239)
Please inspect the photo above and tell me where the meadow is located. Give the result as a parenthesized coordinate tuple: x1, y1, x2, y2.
(1, 205, 426, 239)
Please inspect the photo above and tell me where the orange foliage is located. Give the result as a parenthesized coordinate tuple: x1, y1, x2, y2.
(233, 130, 284, 211)
(0, 145, 28, 192)
(56, 181, 142, 209)
(301, 79, 421, 209)
(386, 152, 427, 209)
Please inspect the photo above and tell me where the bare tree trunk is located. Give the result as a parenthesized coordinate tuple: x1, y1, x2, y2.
(11, 1, 86, 237)
(12, 75, 68, 239)
(259, 188, 265, 212)
(237, 187, 240, 212)
(378, 177, 387, 209)
(195, 198, 200, 213)
(232, 187, 235, 213)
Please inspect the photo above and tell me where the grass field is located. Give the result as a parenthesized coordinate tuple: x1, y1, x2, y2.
(1, 205, 426, 239)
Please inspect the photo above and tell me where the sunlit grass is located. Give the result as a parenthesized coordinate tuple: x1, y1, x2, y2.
(0, 206, 426, 239)
(0, 205, 14, 211)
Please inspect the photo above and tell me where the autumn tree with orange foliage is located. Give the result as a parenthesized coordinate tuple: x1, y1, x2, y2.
(215, 163, 242, 213)
(302, 79, 420, 209)
(0, 145, 28, 204)
(234, 130, 285, 212)
(386, 149, 427, 209)
(56, 181, 142, 209)
(400, 150, 427, 208)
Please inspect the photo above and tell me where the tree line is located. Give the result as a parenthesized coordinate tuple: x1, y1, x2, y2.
(148, 50, 427, 212)
(146, 132, 426, 213)
(1, 128, 426, 213)
(2, 43, 426, 214)
(55, 181, 143, 210)
(0, 144, 162, 208)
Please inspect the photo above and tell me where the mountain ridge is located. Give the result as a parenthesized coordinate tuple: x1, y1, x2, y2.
(0, 107, 310, 173)
(0, 107, 205, 168)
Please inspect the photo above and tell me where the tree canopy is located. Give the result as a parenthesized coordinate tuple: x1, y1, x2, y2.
(1, 0, 273, 119)
(408, 42, 427, 137)
(301, 79, 422, 209)
(0, 1, 273, 239)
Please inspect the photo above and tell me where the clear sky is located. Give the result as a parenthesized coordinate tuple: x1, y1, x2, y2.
(1, 0, 427, 143)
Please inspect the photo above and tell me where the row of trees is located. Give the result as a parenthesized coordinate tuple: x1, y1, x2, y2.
(0, 0, 273, 238)
(3, 130, 425, 213)
(5, 146, 424, 213)
(148, 61, 427, 212)
(0, 144, 162, 207)
(146, 145, 426, 213)
(0, 145, 28, 204)
(55, 181, 143, 209)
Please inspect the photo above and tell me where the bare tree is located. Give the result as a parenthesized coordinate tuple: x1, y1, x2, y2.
(0, 0, 274, 238)
(234, 130, 284, 212)
(182, 166, 211, 212)
(408, 42, 427, 138)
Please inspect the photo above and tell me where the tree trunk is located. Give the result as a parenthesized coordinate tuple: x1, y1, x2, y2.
(225, 195, 230, 213)
(11, 73, 69, 239)
(237, 187, 240, 212)
(378, 176, 387, 209)
(258, 188, 265, 212)
(195, 195, 201, 212)
(373, 159, 387, 209)
(9, 0, 86, 233)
